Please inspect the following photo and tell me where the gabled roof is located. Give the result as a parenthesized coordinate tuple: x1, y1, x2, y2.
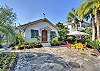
(17, 18, 57, 29)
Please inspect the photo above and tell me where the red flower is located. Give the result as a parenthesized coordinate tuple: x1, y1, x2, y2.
(66, 43, 72, 48)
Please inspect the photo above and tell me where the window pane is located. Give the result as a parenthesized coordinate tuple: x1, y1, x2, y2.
(50, 31, 56, 40)
(31, 29, 39, 38)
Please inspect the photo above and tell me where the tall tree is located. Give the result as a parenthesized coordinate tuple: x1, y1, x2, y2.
(67, 9, 80, 31)
(0, 5, 16, 44)
(77, 0, 100, 40)
(56, 22, 69, 42)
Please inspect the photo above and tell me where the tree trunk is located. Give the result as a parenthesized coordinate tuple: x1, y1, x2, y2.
(92, 17, 95, 41)
(95, 10, 100, 40)
(97, 24, 100, 40)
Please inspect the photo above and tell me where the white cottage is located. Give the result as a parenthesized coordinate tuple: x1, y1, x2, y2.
(16, 18, 58, 46)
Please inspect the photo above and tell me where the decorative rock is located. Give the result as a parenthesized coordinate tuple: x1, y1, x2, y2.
(97, 55, 100, 60)
(69, 62, 80, 68)
(91, 53, 97, 57)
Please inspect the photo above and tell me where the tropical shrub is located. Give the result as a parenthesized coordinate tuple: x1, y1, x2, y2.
(15, 44, 25, 50)
(82, 27, 92, 42)
(15, 35, 42, 49)
(78, 39, 86, 44)
(56, 22, 69, 44)
(33, 42, 43, 48)
(15, 42, 42, 50)
(67, 36, 76, 44)
(95, 40, 100, 49)
(50, 37, 61, 46)
(86, 40, 95, 48)
(87, 40, 100, 49)
(16, 33, 24, 45)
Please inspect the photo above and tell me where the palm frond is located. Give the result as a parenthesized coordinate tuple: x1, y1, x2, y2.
(77, 1, 95, 20)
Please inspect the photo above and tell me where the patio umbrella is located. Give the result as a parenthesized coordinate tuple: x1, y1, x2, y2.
(67, 31, 89, 36)
(67, 31, 89, 43)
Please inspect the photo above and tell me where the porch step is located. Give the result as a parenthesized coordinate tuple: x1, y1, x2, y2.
(42, 43, 51, 47)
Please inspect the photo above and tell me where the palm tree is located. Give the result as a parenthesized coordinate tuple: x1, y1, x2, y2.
(77, 0, 100, 40)
(67, 9, 80, 31)
(67, 9, 88, 31)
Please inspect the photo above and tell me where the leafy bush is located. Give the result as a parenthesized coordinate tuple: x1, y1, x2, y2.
(16, 33, 24, 45)
(15, 35, 42, 50)
(81, 27, 92, 39)
(87, 40, 100, 49)
(15, 42, 42, 50)
(15, 44, 25, 50)
(32, 42, 43, 48)
(50, 37, 61, 46)
(56, 22, 69, 44)
(66, 36, 76, 44)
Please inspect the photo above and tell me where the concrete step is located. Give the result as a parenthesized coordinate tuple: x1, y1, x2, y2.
(42, 43, 51, 47)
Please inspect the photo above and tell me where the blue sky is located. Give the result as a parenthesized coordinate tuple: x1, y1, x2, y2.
(0, 0, 82, 25)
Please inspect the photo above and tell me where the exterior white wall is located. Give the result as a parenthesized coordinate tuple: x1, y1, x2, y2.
(67, 23, 84, 33)
(68, 25, 72, 33)
(24, 22, 58, 43)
